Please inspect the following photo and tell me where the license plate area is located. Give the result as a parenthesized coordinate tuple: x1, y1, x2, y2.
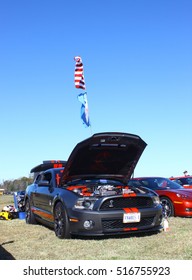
(123, 212, 141, 223)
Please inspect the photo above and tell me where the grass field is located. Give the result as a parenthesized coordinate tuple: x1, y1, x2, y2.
(0, 195, 192, 260)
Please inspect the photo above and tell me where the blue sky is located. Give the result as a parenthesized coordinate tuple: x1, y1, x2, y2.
(0, 0, 191, 182)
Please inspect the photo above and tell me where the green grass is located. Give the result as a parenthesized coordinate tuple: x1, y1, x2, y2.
(1, 195, 192, 260)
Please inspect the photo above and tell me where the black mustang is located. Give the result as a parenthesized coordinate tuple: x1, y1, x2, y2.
(25, 132, 163, 239)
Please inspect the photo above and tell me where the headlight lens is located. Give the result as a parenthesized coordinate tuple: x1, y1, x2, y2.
(176, 193, 189, 199)
(74, 198, 97, 210)
(152, 195, 160, 205)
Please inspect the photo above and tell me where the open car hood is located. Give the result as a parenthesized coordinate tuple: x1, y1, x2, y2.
(60, 132, 147, 185)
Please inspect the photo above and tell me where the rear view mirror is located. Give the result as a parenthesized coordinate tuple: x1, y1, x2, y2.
(38, 180, 50, 186)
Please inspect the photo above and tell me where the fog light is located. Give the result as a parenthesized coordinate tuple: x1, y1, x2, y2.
(186, 208, 192, 212)
(83, 220, 94, 230)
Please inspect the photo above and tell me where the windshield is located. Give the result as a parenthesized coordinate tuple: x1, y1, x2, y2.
(64, 178, 124, 187)
(128, 177, 183, 190)
(173, 177, 192, 186)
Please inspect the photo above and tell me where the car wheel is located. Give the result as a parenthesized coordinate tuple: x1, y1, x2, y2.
(160, 196, 174, 217)
(54, 202, 71, 239)
(25, 199, 37, 224)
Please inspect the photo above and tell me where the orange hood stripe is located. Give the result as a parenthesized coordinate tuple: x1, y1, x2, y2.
(123, 193, 137, 197)
(123, 208, 139, 213)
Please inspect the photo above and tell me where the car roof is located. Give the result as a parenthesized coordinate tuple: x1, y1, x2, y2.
(30, 160, 66, 173)
(130, 177, 170, 179)
(170, 176, 192, 179)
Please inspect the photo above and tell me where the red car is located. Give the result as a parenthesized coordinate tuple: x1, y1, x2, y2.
(128, 177, 192, 217)
(169, 176, 192, 189)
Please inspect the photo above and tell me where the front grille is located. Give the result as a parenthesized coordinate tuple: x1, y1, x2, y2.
(102, 216, 154, 231)
(100, 197, 153, 210)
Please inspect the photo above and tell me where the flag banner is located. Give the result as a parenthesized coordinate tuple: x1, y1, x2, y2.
(74, 56, 86, 90)
(77, 92, 91, 127)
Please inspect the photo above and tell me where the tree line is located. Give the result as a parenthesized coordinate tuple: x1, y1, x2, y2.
(0, 177, 33, 193)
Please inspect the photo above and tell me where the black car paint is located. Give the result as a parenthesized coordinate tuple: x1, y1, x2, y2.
(25, 132, 163, 238)
(25, 172, 163, 237)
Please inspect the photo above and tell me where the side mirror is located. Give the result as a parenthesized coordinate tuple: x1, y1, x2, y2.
(38, 180, 50, 186)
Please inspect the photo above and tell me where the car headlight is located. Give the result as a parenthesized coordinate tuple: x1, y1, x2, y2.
(176, 193, 189, 200)
(74, 198, 97, 210)
(152, 195, 160, 205)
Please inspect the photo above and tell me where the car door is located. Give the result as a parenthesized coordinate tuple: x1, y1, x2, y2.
(32, 171, 55, 222)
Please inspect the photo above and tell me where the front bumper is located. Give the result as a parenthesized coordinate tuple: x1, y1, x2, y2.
(174, 200, 192, 217)
(67, 206, 163, 236)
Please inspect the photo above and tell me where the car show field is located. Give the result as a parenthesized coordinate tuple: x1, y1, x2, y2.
(0, 195, 192, 260)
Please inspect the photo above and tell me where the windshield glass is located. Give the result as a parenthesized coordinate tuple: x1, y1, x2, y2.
(64, 178, 124, 187)
(175, 177, 192, 185)
(129, 177, 183, 190)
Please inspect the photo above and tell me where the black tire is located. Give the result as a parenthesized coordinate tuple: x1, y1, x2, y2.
(54, 202, 71, 239)
(25, 199, 37, 224)
(160, 196, 174, 217)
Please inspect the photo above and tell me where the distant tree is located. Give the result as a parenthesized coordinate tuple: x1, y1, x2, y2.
(0, 176, 33, 192)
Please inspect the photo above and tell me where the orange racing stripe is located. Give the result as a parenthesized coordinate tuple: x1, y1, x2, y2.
(123, 208, 139, 213)
(123, 228, 138, 231)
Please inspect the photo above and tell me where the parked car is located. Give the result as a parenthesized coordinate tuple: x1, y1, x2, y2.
(128, 177, 192, 217)
(169, 176, 192, 189)
(25, 132, 163, 239)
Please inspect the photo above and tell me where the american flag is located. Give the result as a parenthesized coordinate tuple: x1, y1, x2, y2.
(74, 56, 86, 90)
